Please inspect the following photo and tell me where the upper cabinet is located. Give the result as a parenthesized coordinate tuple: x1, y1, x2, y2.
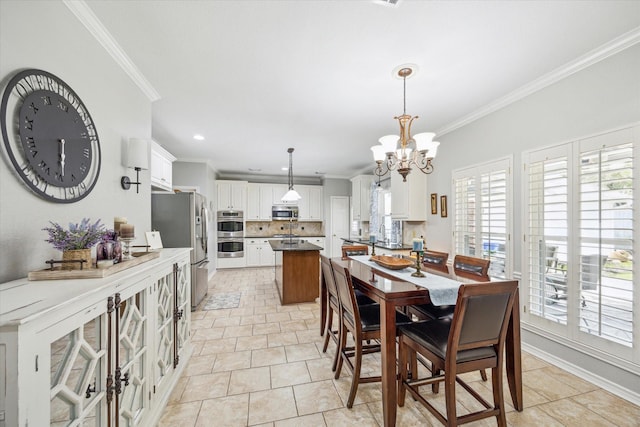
(150, 140, 176, 192)
(351, 175, 373, 221)
(247, 183, 274, 220)
(271, 184, 297, 205)
(390, 171, 427, 220)
(247, 183, 323, 221)
(297, 185, 323, 221)
(217, 180, 247, 211)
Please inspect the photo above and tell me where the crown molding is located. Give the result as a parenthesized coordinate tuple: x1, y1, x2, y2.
(63, 0, 161, 102)
(437, 26, 640, 137)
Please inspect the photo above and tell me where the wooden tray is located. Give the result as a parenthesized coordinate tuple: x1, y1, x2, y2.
(369, 255, 413, 270)
(28, 251, 161, 280)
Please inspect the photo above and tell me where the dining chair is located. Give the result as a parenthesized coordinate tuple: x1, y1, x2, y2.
(397, 281, 518, 427)
(408, 254, 491, 381)
(320, 255, 376, 371)
(422, 250, 449, 274)
(341, 245, 369, 260)
(331, 262, 412, 408)
(452, 254, 490, 281)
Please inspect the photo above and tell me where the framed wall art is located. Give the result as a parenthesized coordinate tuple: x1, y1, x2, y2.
(440, 195, 448, 218)
(430, 193, 438, 214)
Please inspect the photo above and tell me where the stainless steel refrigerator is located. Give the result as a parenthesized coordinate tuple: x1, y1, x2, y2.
(152, 192, 209, 310)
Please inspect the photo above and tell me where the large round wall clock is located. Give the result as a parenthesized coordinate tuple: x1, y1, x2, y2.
(0, 69, 101, 203)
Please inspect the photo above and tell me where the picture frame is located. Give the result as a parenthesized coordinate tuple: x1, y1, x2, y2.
(430, 193, 438, 214)
(440, 195, 448, 218)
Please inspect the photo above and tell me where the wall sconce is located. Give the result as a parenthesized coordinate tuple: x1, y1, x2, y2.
(121, 138, 149, 193)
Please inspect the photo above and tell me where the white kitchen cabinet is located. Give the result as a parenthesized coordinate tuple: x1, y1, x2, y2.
(247, 183, 274, 220)
(217, 180, 247, 211)
(245, 238, 275, 267)
(271, 184, 297, 205)
(150, 140, 176, 192)
(0, 249, 191, 427)
(351, 175, 373, 221)
(297, 185, 323, 221)
(390, 170, 427, 220)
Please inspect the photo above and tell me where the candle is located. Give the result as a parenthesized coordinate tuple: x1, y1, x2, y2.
(114, 217, 127, 234)
(369, 234, 376, 244)
(120, 224, 134, 238)
(412, 238, 423, 252)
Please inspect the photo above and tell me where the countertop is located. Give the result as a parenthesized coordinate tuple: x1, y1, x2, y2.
(341, 237, 413, 251)
(269, 241, 323, 251)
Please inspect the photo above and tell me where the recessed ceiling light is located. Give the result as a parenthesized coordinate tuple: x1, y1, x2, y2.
(193, 134, 205, 141)
(281, 167, 288, 171)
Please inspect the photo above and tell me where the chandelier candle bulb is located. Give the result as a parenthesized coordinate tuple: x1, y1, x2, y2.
(412, 238, 423, 252)
(120, 224, 134, 238)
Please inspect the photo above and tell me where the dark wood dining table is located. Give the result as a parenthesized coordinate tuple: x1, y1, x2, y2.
(323, 257, 523, 427)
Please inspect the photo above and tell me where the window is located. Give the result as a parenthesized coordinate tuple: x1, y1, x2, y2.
(453, 158, 512, 278)
(523, 127, 635, 352)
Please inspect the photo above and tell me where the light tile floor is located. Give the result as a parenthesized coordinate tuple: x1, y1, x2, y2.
(160, 267, 640, 426)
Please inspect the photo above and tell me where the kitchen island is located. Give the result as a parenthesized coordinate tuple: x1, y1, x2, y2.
(270, 240, 322, 304)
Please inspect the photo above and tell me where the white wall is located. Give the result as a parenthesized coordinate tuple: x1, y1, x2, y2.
(425, 44, 640, 398)
(427, 44, 640, 262)
(0, 0, 152, 282)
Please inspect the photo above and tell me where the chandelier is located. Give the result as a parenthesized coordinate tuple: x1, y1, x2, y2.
(281, 147, 302, 202)
(371, 65, 440, 182)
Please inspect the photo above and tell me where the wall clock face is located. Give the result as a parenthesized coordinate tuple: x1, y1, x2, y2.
(0, 69, 101, 203)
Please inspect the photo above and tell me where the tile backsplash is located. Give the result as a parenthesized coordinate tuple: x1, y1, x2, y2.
(245, 221, 324, 237)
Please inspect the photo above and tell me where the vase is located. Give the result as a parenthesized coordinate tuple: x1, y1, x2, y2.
(62, 248, 93, 270)
(96, 240, 122, 264)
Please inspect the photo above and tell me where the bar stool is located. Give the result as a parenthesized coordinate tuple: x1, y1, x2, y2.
(397, 281, 518, 427)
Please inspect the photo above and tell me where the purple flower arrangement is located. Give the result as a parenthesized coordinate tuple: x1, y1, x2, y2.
(43, 218, 106, 251)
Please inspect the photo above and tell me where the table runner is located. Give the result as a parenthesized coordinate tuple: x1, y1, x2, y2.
(350, 255, 460, 306)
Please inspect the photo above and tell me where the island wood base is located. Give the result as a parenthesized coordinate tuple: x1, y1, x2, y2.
(275, 249, 320, 304)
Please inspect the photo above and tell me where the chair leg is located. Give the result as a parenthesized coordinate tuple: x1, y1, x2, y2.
(331, 314, 342, 372)
(346, 334, 363, 408)
(397, 336, 407, 407)
(480, 368, 488, 381)
(432, 361, 442, 394)
(334, 323, 347, 379)
(444, 369, 458, 427)
(322, 306, 333, 353)
(492, 365, 507, 427)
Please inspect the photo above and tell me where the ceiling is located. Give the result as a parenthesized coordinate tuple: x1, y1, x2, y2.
(84, 0, 640, 179)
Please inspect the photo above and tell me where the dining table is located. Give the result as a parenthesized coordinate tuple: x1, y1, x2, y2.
(326, 256, 523, 427)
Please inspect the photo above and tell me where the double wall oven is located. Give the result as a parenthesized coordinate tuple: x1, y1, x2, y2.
(217, 210, 244, 258)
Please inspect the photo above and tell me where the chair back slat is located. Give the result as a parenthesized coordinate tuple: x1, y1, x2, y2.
(448, 281, 518, 355)
(341, 245, 369, 260)
(453, 255, 490, 281)
(422, 250, 449, 273)
(331, 262, 359, 328)
(320, 255, 339, 302)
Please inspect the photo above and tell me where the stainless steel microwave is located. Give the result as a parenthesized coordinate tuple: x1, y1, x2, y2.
(272, 205, 298, 221)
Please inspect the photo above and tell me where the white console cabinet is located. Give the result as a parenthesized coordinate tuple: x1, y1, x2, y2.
(0, 249, 191, 427)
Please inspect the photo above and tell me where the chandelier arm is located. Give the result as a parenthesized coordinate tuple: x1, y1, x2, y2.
(374, 161, 389, 177)
(413, 155, 434, 175)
